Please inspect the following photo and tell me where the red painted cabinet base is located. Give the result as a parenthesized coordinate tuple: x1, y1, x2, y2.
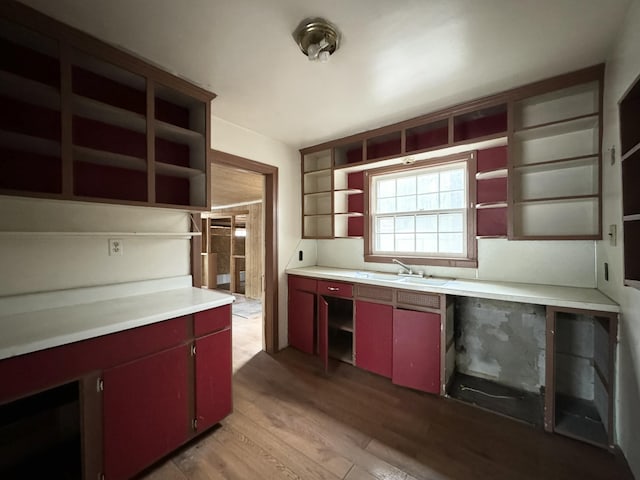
(355, 300, 392, 378)
(392, 308, 441, 394)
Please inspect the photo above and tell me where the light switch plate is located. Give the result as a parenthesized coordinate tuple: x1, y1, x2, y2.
(609, 225, 617, 246)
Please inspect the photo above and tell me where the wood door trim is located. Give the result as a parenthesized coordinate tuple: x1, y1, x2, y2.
(211, 149, 279, 354)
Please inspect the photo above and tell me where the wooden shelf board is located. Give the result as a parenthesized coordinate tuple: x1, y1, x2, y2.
(304, 190, 332, 197)
(0, 231, 200, 237)
(476, 168, 507, 180)
(624, 279, 640, 289)
(303, 213, 333, 217)
(0, 69, 60, 110)
(155, 161, 204, 179)
(74, 145, 146, 172)
(303, 168, 332, 178)
(623, 214, 640, 222)
(622, 142, 640, 162)
(476, 202, 507, 209)
(515, 194, 598, 205)
(73, 95, 146, 133)
(476, 235, 507, 239)
(513, 154, 598, 170)
(0, 130, 61, 157)
(334, 188, 364, 195)
(334, 212, 364, 217)
(155, 120, 204, 148)
(514, 114, 598, 141)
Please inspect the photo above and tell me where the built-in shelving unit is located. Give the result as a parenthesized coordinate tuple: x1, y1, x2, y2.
(0, 4, 214, 210)
(620, 71, 640, 289)
(476, 146, 508, 237)
(324, 296, 354, 364)
(510, 77, 602, 239)
(302, 149, 333, 238)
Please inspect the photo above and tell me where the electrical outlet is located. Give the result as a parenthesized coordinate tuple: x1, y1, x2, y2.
(108, 239, 123, 256)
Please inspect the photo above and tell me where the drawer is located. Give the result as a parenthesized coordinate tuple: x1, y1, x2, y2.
(354, 284, 394, 303)
(194, 304, 231, 337)
(317, 280, 353, 298)
(396, 290, 441, 310)
(288, 275, 317, 293)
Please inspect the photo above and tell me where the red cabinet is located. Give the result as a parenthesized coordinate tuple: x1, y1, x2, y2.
(103, 344, 190, 480)
(288, 275, 316, 354)
(392, 308, 441, 394)
(355, 300, 392, 378)
(195, 328, 232, 431)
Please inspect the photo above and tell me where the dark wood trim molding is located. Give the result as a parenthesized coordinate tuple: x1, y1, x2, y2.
(211, 149, 279, 354)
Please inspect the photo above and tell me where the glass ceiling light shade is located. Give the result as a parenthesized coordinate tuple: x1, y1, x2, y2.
(293, 17, 340, 62)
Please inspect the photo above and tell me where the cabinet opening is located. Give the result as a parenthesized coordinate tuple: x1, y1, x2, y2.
(550, 310, 614, 447)
(448, 297, 545, 426)
(0, 381, 81, 479)
(322, 295, 354, 364)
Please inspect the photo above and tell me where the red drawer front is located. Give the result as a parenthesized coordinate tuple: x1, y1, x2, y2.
(0, 316, 189, 404)
(288, 275, 317, 293)
(194, 304, 231, 337)
(317, 280, 353, 298)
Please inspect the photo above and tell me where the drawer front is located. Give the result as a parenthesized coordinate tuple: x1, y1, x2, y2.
(354, 284, 394, 303)
(317, 280, 353, 298)
(194, 304, 231, 337)
(288, 275, 317, 293)
(396, 290, 441, 310)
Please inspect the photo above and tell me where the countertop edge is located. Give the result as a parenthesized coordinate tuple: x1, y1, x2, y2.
(286, 267, 620, 313)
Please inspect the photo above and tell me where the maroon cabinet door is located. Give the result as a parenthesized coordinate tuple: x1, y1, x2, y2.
(103, 344, 190, 480)
(195, 328, 232, 431)
(288, 284, 316, 354)
(392, 308, 441, 394)
(355, 300, 392, 378)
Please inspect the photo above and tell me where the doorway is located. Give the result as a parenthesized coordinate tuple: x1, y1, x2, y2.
(208, 150, 278, 354)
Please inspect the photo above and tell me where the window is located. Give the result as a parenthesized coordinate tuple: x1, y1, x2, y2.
(365, 153, 477, 267)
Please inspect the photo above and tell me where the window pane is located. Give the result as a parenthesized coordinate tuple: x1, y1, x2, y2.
(377, 217, 395, 233)
(397, 177, 416, 195)
(439, 213, 464, 232)
(378, 179, 396, 198)
(439, 233, 464, 253)
(377, 197, 396, 213)
(440, 169, 464, 191)
(440, 190, 464, 209)
(395, 216, 414, 233)
(417, 173, 438, 193)
(397, 195, 416, 212)
(416, 233, 437, 252)
(417, 193, 438, 210)
(377, 233, 394, 251)
(396, 233, 414, 252)
(416, 214, 437, 232)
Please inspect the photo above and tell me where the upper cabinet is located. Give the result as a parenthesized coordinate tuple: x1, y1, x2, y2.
(300, 65, 604, 241)
(0, 2, 214, 210)
(619, 71, 640, 289)
(509, 72, 602, 239)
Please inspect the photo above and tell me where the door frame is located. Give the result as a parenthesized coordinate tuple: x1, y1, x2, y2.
(210, 149, 279, 354)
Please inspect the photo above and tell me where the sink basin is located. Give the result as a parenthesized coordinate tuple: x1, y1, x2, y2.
(396, 276, 451, 286)
(353, 271, 451, 286)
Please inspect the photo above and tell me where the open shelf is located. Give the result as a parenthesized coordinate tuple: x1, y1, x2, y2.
(156, 161, 205, 179)
(367, 131, 401, 161)
(303, 149, 332, 172)
(72, 95, 146, 133)
(406, 119, 449, 153)
(514, 81, 599, 130)
(0, 129, 60, 157)
(0, 69, 59, 110)
(512, 197, 599, 238)
(334, 141, 363, 167)
(73, 145, 146, 172)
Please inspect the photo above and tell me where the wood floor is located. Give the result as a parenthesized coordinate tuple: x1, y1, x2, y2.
(141, 306, 633, 480)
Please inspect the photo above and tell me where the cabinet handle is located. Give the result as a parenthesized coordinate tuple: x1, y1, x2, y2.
(327, 287, 339, 292)
(192, 418, 198, 431)
(191, 344, 197, 356)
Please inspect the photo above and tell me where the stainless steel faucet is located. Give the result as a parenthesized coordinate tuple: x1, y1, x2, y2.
(392, 258, 413, 274)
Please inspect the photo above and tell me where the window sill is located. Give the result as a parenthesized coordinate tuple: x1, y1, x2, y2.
(364, 254, 477, 269)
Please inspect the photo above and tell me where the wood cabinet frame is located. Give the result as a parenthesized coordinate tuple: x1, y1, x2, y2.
(0, 1, 215, 210)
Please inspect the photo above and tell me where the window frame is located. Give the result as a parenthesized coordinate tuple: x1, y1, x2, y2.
(364, 152, 477, 268)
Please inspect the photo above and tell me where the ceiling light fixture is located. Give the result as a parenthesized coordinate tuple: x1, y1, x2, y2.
(293, 17, 340, 62)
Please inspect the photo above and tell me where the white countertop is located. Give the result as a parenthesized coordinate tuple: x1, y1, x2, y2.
(0, 276, 234, 361)
(286, 266, 619, 313)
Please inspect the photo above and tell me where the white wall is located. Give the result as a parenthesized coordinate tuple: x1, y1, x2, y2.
(0, 196, 191, 296)
(598, 0, 640, 475)
(316, 224, 597, 288)
(211, 116, 302, 349)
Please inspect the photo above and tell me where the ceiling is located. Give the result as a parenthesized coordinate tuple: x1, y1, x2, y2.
(18, 0, 631, 149)
(210, 164, 263, 208)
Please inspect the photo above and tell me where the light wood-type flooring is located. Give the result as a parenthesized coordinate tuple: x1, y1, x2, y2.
(141, 302, 633, 480)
